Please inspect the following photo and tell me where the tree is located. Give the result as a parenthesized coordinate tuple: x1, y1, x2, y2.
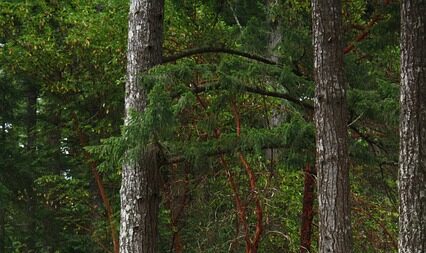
(120, 0, 164, 252)
(399, 0, 426, 252)
(0, 1, 126, 251)
(312, 0, 352, 252)
(1, 0, 404, 251)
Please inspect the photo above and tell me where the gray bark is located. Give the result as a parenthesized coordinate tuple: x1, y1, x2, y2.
(264, 0, 283, 165)
(265, 0, 282, 63)
(120, 0, 164, 253)
(399, 1, 426, 252)
(312, 0, 352, 252)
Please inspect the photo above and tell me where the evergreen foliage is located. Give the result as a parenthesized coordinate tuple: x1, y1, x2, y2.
(0, 0, 401, 252)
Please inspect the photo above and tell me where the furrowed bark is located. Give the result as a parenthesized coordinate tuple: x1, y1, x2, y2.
(120, 0, 164, 252)
(312, 0, 352, 252)
(399, 0, 426, 252)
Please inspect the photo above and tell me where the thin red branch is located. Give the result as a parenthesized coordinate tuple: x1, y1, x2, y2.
(344, 11, 387, 55)
(166, 163, 189, 253)
(300, 163, 316, 253)
(353, 195, 398, 250)
(231, 102, 263, 253)
(71, 113, 119, 253)
(192, 83, 252, 250)
(220, 155, 251, 249)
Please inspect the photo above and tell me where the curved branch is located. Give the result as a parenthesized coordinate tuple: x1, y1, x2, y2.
(162, 47, 279, 65)
(71, 113, 119, 253)
(192, 83, 314, 110)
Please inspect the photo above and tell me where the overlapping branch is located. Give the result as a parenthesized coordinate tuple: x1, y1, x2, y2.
(163, 47, 279, 65)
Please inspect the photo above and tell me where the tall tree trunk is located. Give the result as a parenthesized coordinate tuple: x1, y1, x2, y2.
(312, 0, 352, 252)
(399, 1, 426, 252)
(120, 1, 164, 252)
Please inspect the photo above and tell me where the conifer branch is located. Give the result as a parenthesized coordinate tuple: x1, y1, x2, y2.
(163, 47, 279, 65)
(165, 142, 287, 164)
(191, 84, 314, 110)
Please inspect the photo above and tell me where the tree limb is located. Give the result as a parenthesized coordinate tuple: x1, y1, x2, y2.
(165, 142, 288, 165)
(163, 47, 279, 66)
(191, 83, 314, 110)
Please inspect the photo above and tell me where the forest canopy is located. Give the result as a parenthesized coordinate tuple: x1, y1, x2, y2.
(1, 0, 422, 252)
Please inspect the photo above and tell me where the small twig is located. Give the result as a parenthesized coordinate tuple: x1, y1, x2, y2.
(348, 112, 364, 127)
(228, 0, 243, 30)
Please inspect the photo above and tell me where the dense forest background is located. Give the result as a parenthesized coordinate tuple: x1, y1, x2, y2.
(1, 0, 402, 252)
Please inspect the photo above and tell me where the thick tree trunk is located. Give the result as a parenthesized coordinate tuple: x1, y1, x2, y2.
(312, 0, 352, 252)
(399, 1, 426, 252)
(120, 1, 164, 253)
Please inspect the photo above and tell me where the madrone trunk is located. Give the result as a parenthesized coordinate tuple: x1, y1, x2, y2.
(120, 1, 164, 252)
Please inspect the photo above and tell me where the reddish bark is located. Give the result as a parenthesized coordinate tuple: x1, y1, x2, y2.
(220, 156, 251, 250)
(192, 70, 264, 252)
(231, 102, 263, 253)
(193, 86, 252, 250)
(166, 163, 190, 253)
(71, 113, 119, 253)
(300, 163, 316, 253)
(344, 0, 392, 55)
(344, 14, 382, 55)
